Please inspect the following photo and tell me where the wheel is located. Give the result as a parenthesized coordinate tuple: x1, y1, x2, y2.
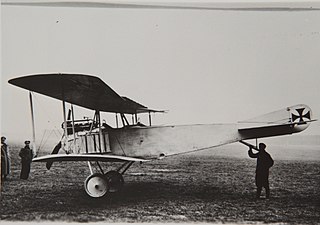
(104, 170, 124, 193)
(84, 173, 109, 198)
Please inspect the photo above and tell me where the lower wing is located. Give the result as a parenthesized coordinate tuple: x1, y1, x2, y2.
(33, 154, 149, 163)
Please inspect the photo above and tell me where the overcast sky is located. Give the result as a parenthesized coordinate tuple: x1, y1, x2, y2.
(1, 0, 320, 143)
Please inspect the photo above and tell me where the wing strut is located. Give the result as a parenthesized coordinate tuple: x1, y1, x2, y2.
(61, 74, 70, 153)
(96, 110, 105, 152)
(115, 113, 118, 128)
(71, 104, 76, 153)
(149, 111, 152, 126)
(120, 113, 129, 126)
(62, 99, 68, 151)
(29, 92, 37, 156)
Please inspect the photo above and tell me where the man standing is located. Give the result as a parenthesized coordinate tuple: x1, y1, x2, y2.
(19, 140, 33, 180)
(1, 136, 10, 180)
(248, 143, 274, 199)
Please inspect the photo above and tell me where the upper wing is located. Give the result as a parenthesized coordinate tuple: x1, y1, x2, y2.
(238, 104, 314, 140)
(33, 153, 150, 163)
(8, 73, 163, 114)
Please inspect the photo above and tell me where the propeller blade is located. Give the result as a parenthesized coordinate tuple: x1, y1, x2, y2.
(46, 141, 62, 170)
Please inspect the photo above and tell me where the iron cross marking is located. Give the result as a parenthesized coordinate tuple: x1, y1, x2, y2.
(291, 108, 311, 123)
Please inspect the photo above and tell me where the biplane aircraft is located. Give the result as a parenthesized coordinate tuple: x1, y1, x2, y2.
(8, 74, 314, 198)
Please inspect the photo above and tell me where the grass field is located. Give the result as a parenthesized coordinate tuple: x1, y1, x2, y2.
(1, 145, 319, 224)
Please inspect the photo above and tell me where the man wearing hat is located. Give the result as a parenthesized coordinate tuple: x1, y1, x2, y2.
(1, 136, 10, 180)
(248, 143, 274, 199)
(19, 140, 34, 180)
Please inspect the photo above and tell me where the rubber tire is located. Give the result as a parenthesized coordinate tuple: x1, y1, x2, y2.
(84, 173, 109, 198)
(104, 170, 124, 193)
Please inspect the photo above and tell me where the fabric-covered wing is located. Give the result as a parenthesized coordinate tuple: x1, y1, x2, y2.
(32, 154, 150, 163)
(8, 74, 161, 114)
(121, 96, 164, 113)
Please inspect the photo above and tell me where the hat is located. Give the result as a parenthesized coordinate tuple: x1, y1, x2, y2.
(25, 140, 31, 144)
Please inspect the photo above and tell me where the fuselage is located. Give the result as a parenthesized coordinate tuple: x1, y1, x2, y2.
(75, 121, 309, 160)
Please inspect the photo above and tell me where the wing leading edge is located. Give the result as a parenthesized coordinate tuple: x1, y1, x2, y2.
(33, 154, 150, 163)
(8, 73, 163, 114)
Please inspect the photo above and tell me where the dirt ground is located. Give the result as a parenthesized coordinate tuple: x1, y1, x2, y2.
(1, 145, 319, 224)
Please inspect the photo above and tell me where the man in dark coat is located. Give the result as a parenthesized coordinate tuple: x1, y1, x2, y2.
(19, 140, 33, 180)
(248, 143, 274, 199)
(1, 136, 10, 180)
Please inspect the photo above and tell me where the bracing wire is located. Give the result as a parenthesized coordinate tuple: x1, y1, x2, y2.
(31, 94, 64, 154)
(33, 94, 63, 134)
(37, 129, 47, 154)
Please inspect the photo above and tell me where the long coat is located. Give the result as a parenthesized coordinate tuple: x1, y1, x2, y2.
(1, 143, 10, 179)
(248, 149, 274, 187)
(19, 145, 33, 179)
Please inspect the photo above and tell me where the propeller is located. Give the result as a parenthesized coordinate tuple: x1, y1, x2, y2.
(46, 108, 71, 169)
(46, 141, 62, 170)
(2, 1, 319, 11)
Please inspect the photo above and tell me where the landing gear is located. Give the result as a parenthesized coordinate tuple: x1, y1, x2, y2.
(84, 161, 134, 198)
(84, 173, 109, 198)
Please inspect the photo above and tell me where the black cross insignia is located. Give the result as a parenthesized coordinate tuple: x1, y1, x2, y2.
(291, 108, 311, 123)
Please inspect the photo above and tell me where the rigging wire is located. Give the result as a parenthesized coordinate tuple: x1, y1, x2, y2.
(37, 129, 47, 154)
(31, 94, 63, 154)
(32, 94, 63, 135)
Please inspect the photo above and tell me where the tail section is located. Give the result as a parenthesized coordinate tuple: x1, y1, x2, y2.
(289, 105, 313, 132)
(238, 104, 314, 140)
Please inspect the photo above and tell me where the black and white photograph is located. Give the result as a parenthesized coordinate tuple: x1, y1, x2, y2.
(1, 0, 320, 224)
